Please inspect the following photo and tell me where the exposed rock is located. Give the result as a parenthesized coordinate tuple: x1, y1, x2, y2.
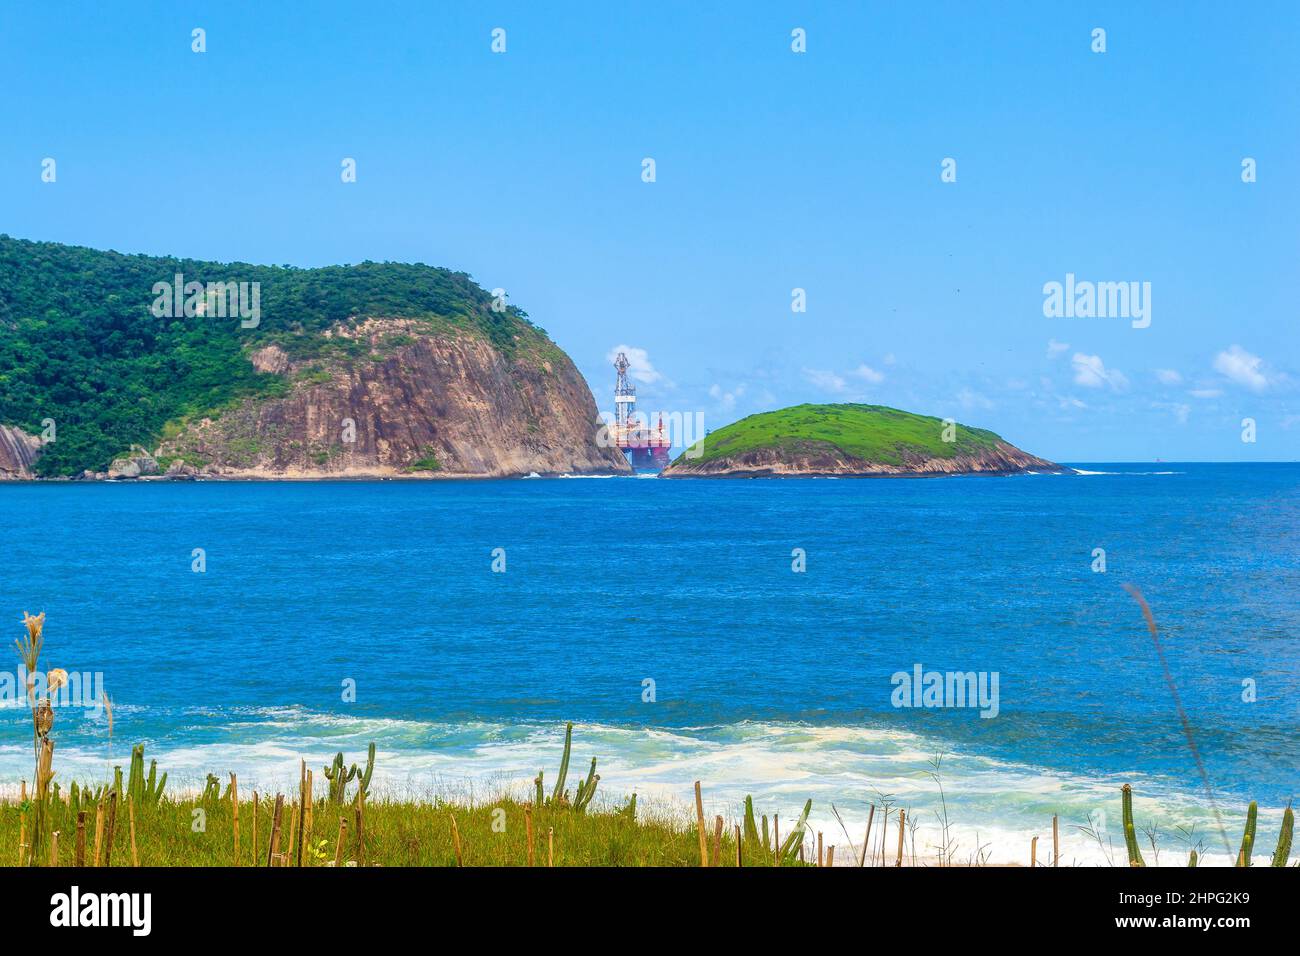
(157, 321, 630, 479)
(0, 425, 41, 479)
(250, 344, 290, 375)
(662, 440, 1060, 478)
(107, 446, 160, 479)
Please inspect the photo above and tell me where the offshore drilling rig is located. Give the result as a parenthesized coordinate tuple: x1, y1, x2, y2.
(611, 352, 671, 468)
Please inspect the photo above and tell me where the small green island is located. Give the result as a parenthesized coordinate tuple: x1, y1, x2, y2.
(661, 403, 1061, 478)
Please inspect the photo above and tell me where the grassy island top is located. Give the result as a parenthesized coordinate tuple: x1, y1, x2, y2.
(676, 403, 1004, 467)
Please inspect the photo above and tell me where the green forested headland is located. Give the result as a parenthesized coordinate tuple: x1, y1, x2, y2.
(0, 235, 542, 476)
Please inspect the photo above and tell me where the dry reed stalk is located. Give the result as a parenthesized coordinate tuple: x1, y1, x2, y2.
(50, 830, 58, 867)
(266, 794, 284, 867)
(547, 827, 554, 867)
(296, 760, 307, 868)
(450, 814, 463, 866)
(75, 811, 85, 866)
(773, 814, 779, 867)
(303, 770, 313, 865)
(735, 824, 742, 867)
(1031, 835, 1038, 868)
(353, 791, 366, 866)
(1123, 583, 1230, 856)
(895, 809, 905, 867)
(860, 805, 875, 867)
(287, 802, 300, 866)
(104, 790, 118, 867)
(230, 773, 239, 865)
(525, 805, 535, 866)
(17, 817, 27, 866)
(827, 846, 835, 867)
(693, 781, 707, 867)
(93, 803, 104, 867)
(711, 815, 723, 867)
(1052, 814, 1059, 867)
(20, 780, 26, 802)
(128, 802, 138, 867)
(251, 791, 258, 862)
(32, 739, 53, 864)
(334, 818, 346, 867)
(817, 831, 823, 867)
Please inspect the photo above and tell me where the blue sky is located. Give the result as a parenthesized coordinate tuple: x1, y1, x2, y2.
(1, 1, 1296, 461)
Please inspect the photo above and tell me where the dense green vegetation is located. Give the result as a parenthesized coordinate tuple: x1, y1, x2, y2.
(0, 235, 545, 476)
(673, 403, 1003, 467)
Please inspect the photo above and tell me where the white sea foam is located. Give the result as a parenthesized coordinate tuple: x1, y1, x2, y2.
(1072, 469, 1184, 476)
(1, 715, 1270, 866)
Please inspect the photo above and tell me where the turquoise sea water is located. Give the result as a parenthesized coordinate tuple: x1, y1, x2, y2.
(1, 464, 1296, 863)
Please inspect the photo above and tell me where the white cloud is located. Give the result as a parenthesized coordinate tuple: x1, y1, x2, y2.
(1071, 353, 1129, 391)
(1058, 396, 1087, 410)
(1189, 388, 1222, 399)
(853, 364, 884, 384)
(1154, 368, 1182, 386)
(803, 368, 846, 393)
(708, 383, 745, 410)
(1152, 401, 1190, 425)
(1213, 345, 1269, 391)
(956, 387, 993, 410)
(1047, 339, 1070, 359)
(606, 345, 662, 384)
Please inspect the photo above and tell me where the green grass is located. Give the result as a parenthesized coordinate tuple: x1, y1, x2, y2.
(408, 452, 441, 472)
(672, 403, 1004, 468)
(0, 791, 805, 868)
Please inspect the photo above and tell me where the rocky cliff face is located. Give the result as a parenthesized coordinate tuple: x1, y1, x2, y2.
(661, 440, 1060, 478)
(156, 319, 630, 479)
(0, 425, 41, 480)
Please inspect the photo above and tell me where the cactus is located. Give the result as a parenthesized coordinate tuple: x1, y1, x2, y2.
(743, 796, 761, 845)
(323, 752, 357, 804)
(1236, 801, 1257, 867)
(321, 744, 375, 804)
(356, 742, 375, 801)
(201, 773, 221, 802)
(618, 793, 636, 820)
(1121, 784, 1145, 867)
(532, 723, 604, 811)
(70, 780, 104, 814)
(572, 757, 599, 813)
(1272, 805, 1293, 867)
(112, 765, 123, 798)
(127, 746, 143, 801)
(551, 723, 574, 804)
(126, 744, 166, 807)
(778, 799, 812, 865)
(1188, 850, 1198, 867)
(144, 762, 166, 805)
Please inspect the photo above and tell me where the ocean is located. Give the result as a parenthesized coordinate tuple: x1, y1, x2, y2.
(1, 464, 1296, 864)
